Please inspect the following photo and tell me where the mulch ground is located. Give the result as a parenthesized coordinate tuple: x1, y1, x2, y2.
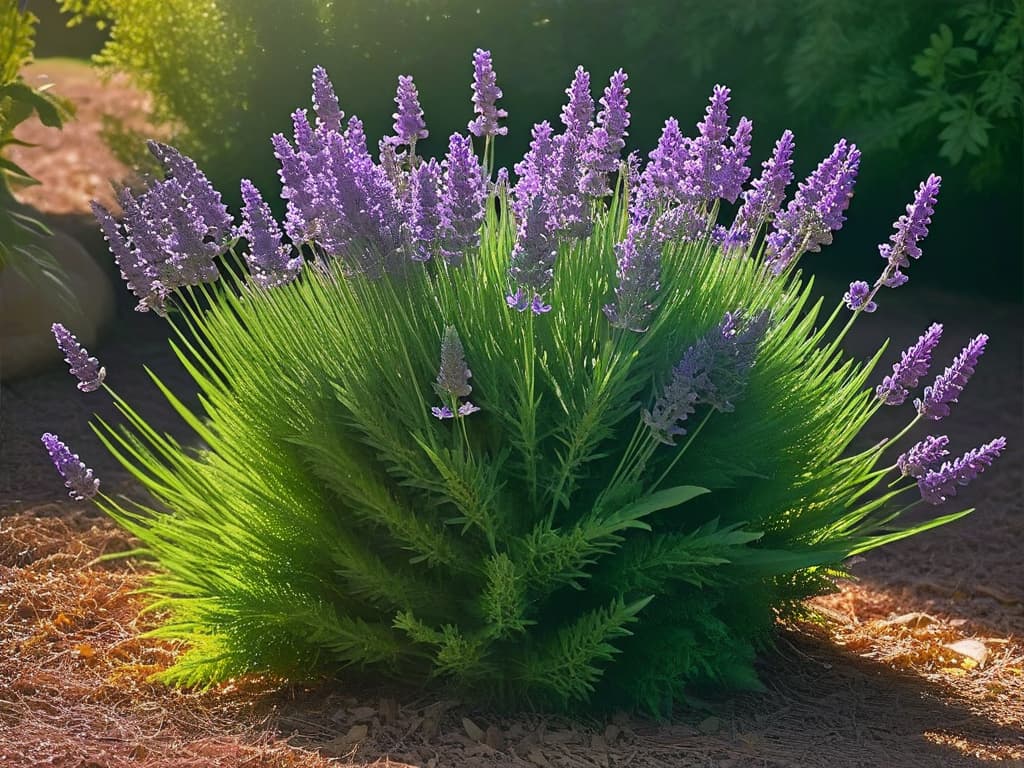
(1, 58, 1022, 767)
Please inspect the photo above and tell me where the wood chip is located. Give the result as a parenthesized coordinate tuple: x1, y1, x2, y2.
(485, 724, 504, 750)
(349, 706, 377, 721)
(884, 612, 936, 628)
(943, 638, 989, 666)
(698, 716, 722, 734)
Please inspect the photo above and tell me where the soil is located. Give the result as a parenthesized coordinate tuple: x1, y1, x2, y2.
(1, 59, 1022, 768)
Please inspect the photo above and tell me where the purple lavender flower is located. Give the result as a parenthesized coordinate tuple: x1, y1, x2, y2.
(876, 323, 943, 406)
(41, 433, 99, 500)
(508, 195, 558, 311)
(729, 129, 795, 239)
(378, 138, 404, 189)
(604, 212, 662, 332)
(843, 280, 877, 313)
(95, 167, 227, 314)
(878, 174, 942, 288)
(512, 121, 554, 219)
(312, 65, 344, 131)
(239, 179, 302, 288)
(650, 201, 705, 244)
(458, 401, 481, 416)
(688, 309, 770, 413)
(316, 119, 406, 276)
(642, 360, 698, 445)
(408, 158, 443, 261)
(684, 85, 752, 205)
(580, 69, 630, 197)
(51, 323, 105, 392)
(765, 140, 861, 274)
(434, 325, 473, 399)
(643, 310, 769, 442)
(146, 141, 232, 240)
(432, 327, 480, 419)
(493, 166, 509, 194)
(272, 116, 321, 243)
(92, 201, 152, 309)
(389, 75, 428, 149)
(897, 435, 950, 479)
(507, 289, 530, 312)
(639, 118, 689, 205)
(916, 333, 988, 420)
(917, 436, 1006, 504)
(438, 133, 487, 266)
(468, 49, 508, 138)
(560, 66, 594, 137)
(543, 67, 595, 236)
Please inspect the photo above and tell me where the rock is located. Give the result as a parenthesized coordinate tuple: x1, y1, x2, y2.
(462, 717, 485, 742)
(0, 227, 115, 381)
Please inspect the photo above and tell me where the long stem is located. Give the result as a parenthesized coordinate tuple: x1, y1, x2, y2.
(650, 410, 714, 492)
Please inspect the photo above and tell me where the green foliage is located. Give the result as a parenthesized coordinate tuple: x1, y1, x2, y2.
(0, 0, 74, 300)
(56, 0, 571, 202)
(624, 0, 1023, 183)
(86, 178, 967, 711)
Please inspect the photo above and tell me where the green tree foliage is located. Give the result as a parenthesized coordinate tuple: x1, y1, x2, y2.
(624, 0, 1023, 184)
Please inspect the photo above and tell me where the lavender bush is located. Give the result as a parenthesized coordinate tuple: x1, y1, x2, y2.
(45, 53, 1005, 711)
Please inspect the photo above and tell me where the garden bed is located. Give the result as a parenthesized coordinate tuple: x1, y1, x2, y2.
(1, 58, 1021, 767)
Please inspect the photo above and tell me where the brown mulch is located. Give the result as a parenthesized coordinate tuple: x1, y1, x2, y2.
(1, 58, 1023, 767)
(2, 509, 1022, 768)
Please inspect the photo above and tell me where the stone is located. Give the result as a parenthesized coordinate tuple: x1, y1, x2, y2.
(1, 227, 115, 381)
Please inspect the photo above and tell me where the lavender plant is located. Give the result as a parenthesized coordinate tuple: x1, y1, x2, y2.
(45, 54, 1006, 712)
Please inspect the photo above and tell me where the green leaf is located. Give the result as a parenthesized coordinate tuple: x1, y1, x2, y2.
(938, 104, 992, 162)
(603, 485, 710, 531)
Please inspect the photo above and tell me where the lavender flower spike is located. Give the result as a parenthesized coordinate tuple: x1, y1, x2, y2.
(239, 179, 302, 288)
(604, 213, 662, 332)
(438, 133, 487, 265)
(432, 326, 479, 419)
(876, 323, 943, 406)
(731, 129, 795, 237)
(408, 158, 443, 261)
(146, 141, 232, 240)
(843, 281, 876, 313)
(879, 174, 942, 287)
(684, 85, 752, 205)
(917, 436, 1006, 505)
(642, 310, 769, 443)
(91, 200, 153, 309)
(916, 333, 988, 420)
(897, 435, 950, 479)
(434, 326, 473, 399)
(41, 432, 99, 500)
(468, 49, 508, 138)
(52, 323, 105, 392)
(508, 195, 558, 312)
(766, 139, 860, 274)
(312, 65, 344, 131)
(389, 75, 428, 149)
(580, 69, 630, 197)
